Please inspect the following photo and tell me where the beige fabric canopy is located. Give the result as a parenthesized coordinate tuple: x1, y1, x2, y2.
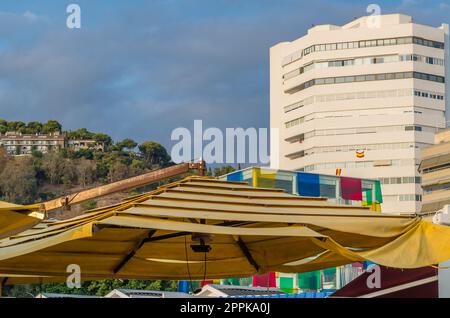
(0, 177, 450, 285)
(0, 201, 44, 240)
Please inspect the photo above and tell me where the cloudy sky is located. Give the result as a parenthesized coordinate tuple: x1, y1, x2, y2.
(0, 0, 449, 151)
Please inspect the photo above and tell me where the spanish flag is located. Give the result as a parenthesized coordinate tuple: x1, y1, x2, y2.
(356, 150, 365, 158)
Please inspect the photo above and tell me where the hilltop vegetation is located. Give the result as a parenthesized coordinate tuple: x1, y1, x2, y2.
(0, 119, 171, 207)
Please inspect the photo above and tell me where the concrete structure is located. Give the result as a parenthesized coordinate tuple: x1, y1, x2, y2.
(419, 129, 450, 213)
(0, 131, 65, 155)
(195, 284, 284, 297)
(0, 132, 107, 156)
(35, 293, 99, 298)
(270, 14, 449, 213)
(104, 289, 192, 298)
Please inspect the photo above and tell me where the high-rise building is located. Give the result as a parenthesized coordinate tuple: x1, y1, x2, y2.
(270, 14, 449, 213)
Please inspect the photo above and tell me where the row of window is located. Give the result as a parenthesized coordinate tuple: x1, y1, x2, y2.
(286, 71, 445, 94)
(0, 140, 60, 145)
(286, 142, 428, 159)
(304, 107, 440, 122)
(284, 104, 441, 131)
(286, 125, 437, 142)
(302, 125, 437, 137)
(414, 90, 444, 100)
(400, 194, 422, 202)
(301, 159, 416, 172)
(282, 36, 444, 67)
(4, 145, 51, 150)
(283, 88, 445, 113)
(380, 176, 421, 185)
(423, 182, 450, 194)
(401, 54, 444, 65)
(422, 162, 450, 174)
(285, 116, 305, 128)
(283, 53, 444, 81)
(383, 194, 422, 202)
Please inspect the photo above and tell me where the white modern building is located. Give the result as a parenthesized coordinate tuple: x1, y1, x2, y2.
(270, 14, 449, 213)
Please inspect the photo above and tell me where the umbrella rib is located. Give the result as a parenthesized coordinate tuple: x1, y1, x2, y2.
(113, 229, 157, 274)
(143, 221, 254, 243)
(235, 237, 259, 272)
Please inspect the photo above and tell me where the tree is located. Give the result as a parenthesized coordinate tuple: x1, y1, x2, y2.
(0, 119, 7, 134)
(0, 147, 8, 175)
(61, 160, 77, 186)
(76, 158, 96, 187)
(10, 279, 180, 297)
(7, 121, 25, 132)
(42, 120, 62, 134)
(0, 157, 37, 204)
(108, 160, 129, 182)
(213, 165, 236, 177)
(138, 141, 171, 167)
(65, 128, 95, 140)
(26, 121, 43, 134)
(93, 133, 112, 148)
(41, 151, 65, 184)
(117, 138, 137, 151)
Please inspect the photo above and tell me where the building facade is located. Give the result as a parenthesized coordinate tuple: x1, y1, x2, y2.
(67, 139, 105, 152)
(0, 132, 66, 155)
(270, 14, 449, 213)
(0, 133, 106, 155)
(419, 129, 450, 213)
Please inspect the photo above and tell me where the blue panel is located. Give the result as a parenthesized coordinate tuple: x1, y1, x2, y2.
(297, 172, 321, 197)
(177, 281, 189, 293)
(227, 171, 244, 181)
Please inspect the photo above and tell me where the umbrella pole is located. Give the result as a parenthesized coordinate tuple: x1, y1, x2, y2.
(0, 278, 6, 298)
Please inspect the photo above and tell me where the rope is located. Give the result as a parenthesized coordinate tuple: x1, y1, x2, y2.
(203, 250, 207, 284)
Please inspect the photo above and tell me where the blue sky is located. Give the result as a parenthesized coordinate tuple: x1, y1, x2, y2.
(0, 0, 449, 151)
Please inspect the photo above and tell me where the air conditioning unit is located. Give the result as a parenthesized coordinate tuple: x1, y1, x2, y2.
(432, 205, 450, 225)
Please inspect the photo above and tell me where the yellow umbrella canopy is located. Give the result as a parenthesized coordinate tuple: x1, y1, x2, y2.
(0, 176, 449, 285)
(0, 201, 44, 240)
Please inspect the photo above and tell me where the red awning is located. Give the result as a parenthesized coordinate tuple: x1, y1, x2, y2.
(331, 266, 438, 298)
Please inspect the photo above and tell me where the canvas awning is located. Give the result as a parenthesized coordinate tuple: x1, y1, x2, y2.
(419, 153, 450, 172)
(0, 201, 44, 240)
(0, 177, 450, 285)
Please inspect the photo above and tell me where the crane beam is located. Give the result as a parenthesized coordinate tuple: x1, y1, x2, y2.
(40, 161, 205, 213)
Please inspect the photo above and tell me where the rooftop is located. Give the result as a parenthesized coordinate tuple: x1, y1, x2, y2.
(107, 289, 192, 298)
(201, 284, 284, 296)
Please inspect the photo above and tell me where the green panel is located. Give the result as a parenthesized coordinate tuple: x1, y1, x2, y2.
(375, 180, 383, 203)
(279, 277, 294, 293)
(323, 268, 335, 276)
(297, 271, 321, 290)
(365, 189, 373, 205)
(223, 278, 241, 285)
(239, 277, 253, 286)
